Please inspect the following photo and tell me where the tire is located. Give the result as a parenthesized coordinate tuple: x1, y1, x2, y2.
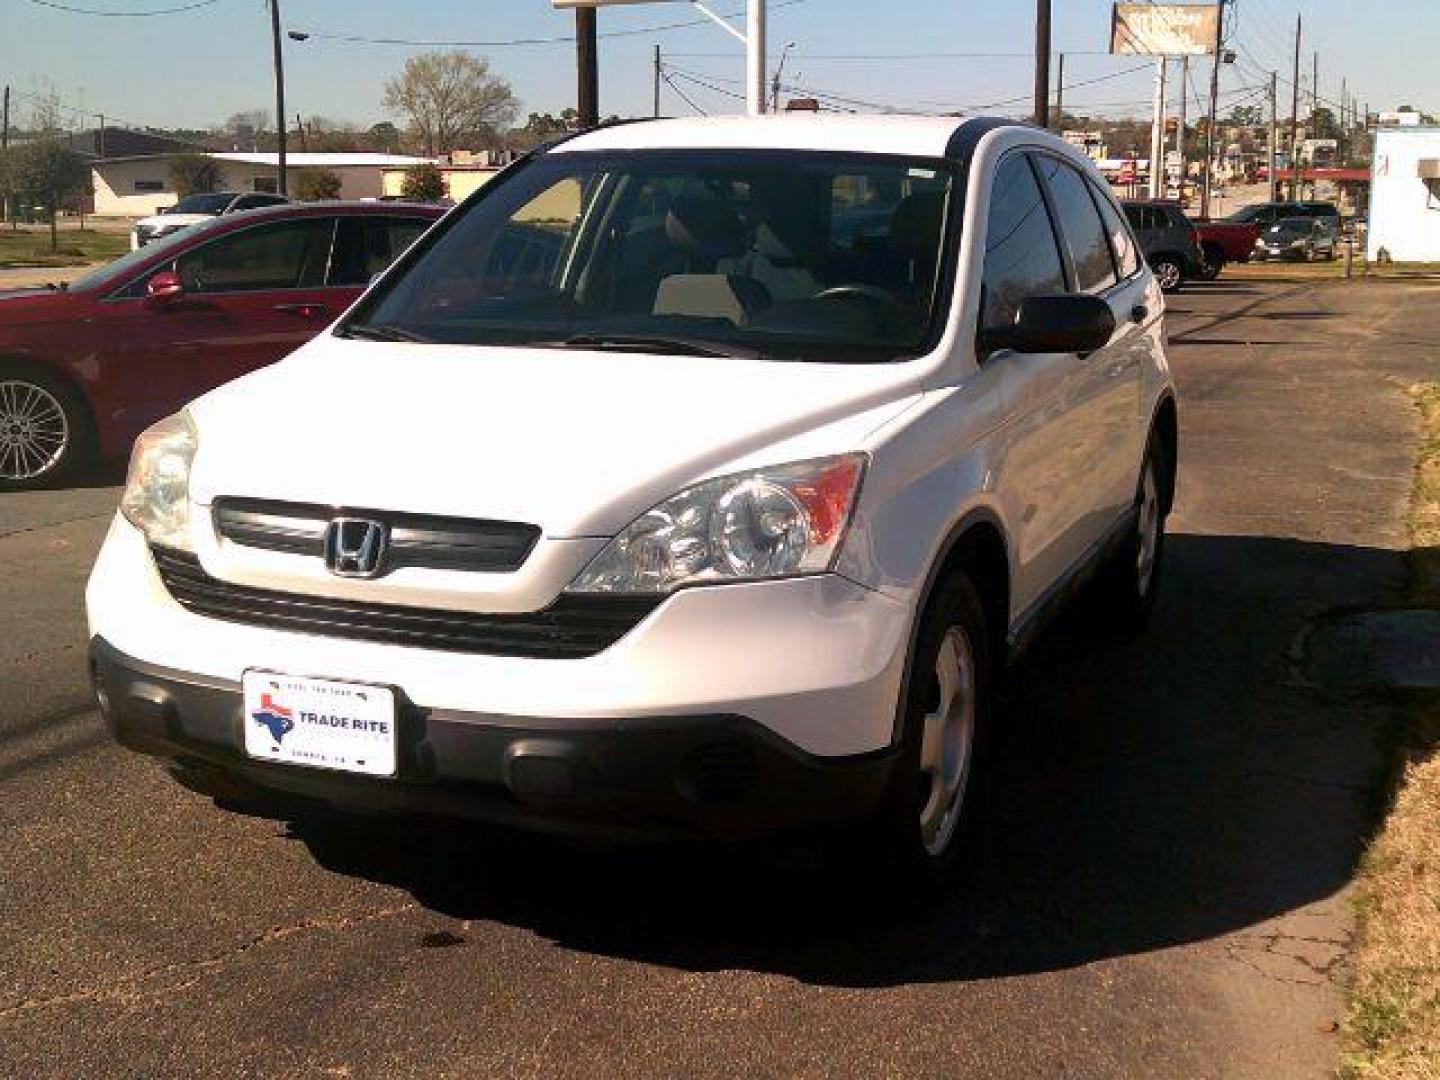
(1151, 255, 1184, 294)
(1197, 245, 1225, 281)
(1095, 431, 1168, 629)
(0, 364, 92, 491)
(852, 570, 994, 887)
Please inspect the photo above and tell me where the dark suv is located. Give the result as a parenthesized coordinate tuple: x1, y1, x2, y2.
(1120, 200, 1203, 293)
(1223, 201, 1340, 229)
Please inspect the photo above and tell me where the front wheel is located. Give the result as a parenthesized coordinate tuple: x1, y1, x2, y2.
(1151, 255, 1184, 293)
(1095, 433, 1168, 628)
(855, 571, 993, 885)
(1197, 246, 1225, 281)
(0, 366, 92, 491)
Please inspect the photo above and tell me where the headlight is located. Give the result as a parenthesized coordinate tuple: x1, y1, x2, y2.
(120, 412, 198, 551)
(567, 454, 866, 594)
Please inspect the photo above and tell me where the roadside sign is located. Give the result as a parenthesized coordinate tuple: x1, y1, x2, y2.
(1110, 3, 1219, 56)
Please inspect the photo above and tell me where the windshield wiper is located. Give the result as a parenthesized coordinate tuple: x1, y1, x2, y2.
(337, 323, 434, 344)
(556, 333, 761, 359)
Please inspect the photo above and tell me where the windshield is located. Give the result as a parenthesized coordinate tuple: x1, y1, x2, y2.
(69, 215, 233, 292)
(1225, 205, 1264, 223)
(344, 150, 958, 362)
(1269, 218, 1312, 236)
(168, 193, 234, 215)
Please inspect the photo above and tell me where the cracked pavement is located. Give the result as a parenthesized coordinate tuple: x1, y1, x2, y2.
(1, 277, 1436, 1078)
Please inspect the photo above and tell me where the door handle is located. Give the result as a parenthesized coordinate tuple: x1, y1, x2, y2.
(273, 302, 329, 318)
(1130, 304, 1149, 324)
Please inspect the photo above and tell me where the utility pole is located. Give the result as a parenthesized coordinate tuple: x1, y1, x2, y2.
(1054, 52, 1065, 128)
(1201, 0, 1226, 219)
(1177, 55, 1188, 174)
(1, 86, 9, 226)
(746, 0, 767, 115)
(1340, 75, 1347, 164)
(1034, 0, 1051, 128)
(653, 44, 662, 118)
(296, 113, 308, 152)
(576, 6, 599, 128)
(1268, 71, 1279, 202)
(1289, 14, 1301, 201)
(1149, 57, 1168, 199)
(1311, 50, 1319, 198)
(268, 0, 288, 195)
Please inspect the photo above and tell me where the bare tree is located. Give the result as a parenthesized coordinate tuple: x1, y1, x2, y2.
(223, 109, 270, 150)
(383, 51, 518, 155)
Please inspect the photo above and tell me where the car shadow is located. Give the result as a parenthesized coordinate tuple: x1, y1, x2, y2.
(276, 532, 1408, 987)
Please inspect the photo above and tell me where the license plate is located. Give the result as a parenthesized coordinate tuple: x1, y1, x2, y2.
(242, 671, 397, 777)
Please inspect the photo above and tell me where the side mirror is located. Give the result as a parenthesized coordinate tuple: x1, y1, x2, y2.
(1010, 294, 1116, 354)
(145, 271, 184, 302)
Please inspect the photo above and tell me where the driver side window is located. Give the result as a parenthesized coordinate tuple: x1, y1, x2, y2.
(173, 219, 334, 294)
(979, 153, 1066, 345)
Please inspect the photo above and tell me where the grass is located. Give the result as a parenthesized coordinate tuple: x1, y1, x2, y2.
(1223, 260, 1440, 283)
(0, 226, 129, 268)
(1341, 382, 1440, 1079)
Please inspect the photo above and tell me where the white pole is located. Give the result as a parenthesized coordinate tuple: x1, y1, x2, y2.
(1149, 56, 1167, 198)
(747, 0, 766, 115)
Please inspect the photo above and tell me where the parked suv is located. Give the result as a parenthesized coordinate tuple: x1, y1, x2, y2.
(88, 116, 1177, 879)
(1223, 200, 1340, 230)
(132, 191, 290, 249)
(1120, 199, 1202, 293)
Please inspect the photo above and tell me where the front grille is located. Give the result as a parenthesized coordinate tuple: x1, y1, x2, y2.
(212, 498, 540, 574)
(151, 547, 659, 659)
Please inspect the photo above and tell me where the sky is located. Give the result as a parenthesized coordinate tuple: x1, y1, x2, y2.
(2, 0, 1437, 136)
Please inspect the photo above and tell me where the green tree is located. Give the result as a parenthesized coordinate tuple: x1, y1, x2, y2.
(1228, 104, 1263, 128)
(168, 153, 222, 197)
(400, 162, 446, 202)
(367, 121, 403, 154)
(383, 51, 518, 154)
(294, 168, 343, 201)
(8, 140, 91, 251)
(1309, 106, 1338, 140)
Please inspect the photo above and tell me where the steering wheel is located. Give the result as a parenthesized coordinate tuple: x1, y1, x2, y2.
(812, 283, 908, 312)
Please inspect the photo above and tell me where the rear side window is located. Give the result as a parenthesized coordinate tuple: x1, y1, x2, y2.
(174, 218, 335, 293)
(1034, 157, 1117, 294)
(330, 216, 433, 286)
(1090, 183, 1141, 278)
(979, 154, 1066, 335)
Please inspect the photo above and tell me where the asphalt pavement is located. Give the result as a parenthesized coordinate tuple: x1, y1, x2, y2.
(1, 277, 1435, 1079)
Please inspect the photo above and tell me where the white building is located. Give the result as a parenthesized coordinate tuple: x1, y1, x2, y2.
(1367, 127, 1440, 262)
(88, 145, 433, 217)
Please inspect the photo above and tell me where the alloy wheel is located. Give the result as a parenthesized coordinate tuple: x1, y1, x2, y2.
(1136, 459, 1161, 597)
(0, 379, 69, 482)
(918, 626, 977, 857)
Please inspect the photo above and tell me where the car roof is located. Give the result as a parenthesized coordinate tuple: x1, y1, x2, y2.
(555, 114, 980, 159)
(202, 200, 445, 228)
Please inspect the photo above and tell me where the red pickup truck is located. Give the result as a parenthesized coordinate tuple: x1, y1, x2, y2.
(1191, 219, 1261, 279)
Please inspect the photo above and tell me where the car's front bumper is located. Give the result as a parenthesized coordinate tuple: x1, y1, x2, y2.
(86, 514, 915, 834)
(89, 636, 899, 839)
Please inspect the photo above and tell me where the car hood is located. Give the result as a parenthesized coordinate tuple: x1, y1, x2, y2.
(0, 287, 78, 322)
(186, 336, 924, 537)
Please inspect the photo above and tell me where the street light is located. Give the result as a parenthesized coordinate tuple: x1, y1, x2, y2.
(771, 40, 797, 111)
(267, 0, 288, 196)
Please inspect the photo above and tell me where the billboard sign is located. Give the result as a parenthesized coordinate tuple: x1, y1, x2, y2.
(1110, 3, 1219, 56)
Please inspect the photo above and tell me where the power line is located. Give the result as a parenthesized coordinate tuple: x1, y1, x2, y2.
(22, 0, 220, 15)
(300, 0, 810, 50)
(659, 72, 707, 116)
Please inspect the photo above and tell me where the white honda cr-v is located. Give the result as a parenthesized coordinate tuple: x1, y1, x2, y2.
(88, 114, 1176, 879)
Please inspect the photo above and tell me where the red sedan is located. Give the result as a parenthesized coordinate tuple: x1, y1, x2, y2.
(0, 201, 444, 489)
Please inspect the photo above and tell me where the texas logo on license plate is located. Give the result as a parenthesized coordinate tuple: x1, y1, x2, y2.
(242, 671, 397, 777)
